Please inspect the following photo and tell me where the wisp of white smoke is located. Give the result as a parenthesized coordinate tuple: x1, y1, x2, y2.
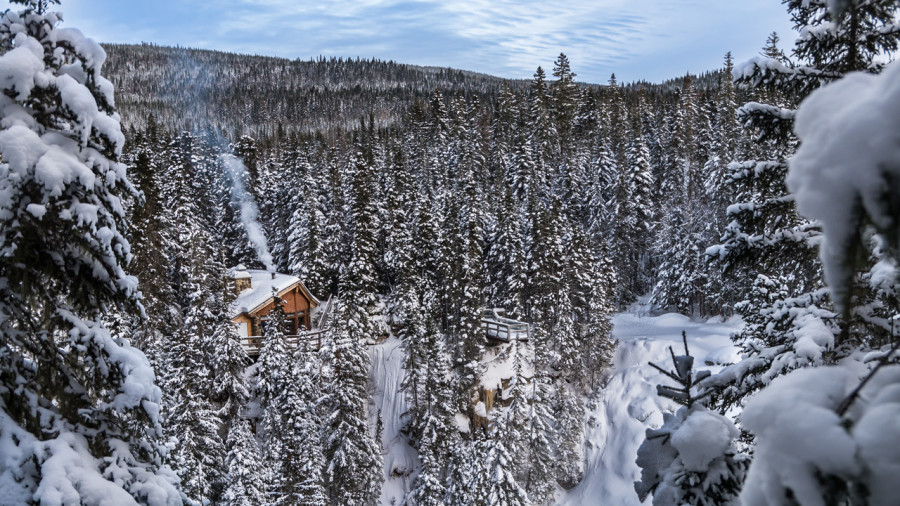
(220, 154, 276, 271)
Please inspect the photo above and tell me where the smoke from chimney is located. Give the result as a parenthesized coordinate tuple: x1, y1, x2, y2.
(220, 154, 276, 272)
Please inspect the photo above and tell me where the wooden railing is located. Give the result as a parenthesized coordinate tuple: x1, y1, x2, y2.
(241, 330, 328, 356)
(316, 294, 335, 329)
(481, 309, 530, 342)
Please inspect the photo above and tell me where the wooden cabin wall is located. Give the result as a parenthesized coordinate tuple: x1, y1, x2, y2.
(253, 287, 315, 334)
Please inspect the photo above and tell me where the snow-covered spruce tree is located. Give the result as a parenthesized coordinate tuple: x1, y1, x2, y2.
(163, 211, 240, 503)
(124, 123, 177, 363)
(0, 1, 181, 502)
(321, 298, 383, 505)
(634, 334, 747, 505)
(223, 416, 267, 506)
(614, 117, 655, 305)
(384, 146, 415, 305)
(706, 0, 900, 412)
(729, 3, 900, 503)
(527, 66, 558, 196)
(652, 75, 713, 316)
(478, 408, 530, 506)
(701, 53, 743, 315)
(550, 52, 578, 149)
(444, 439, 480, 505)
(209, 287, 251, 423)
(504, 340, 556, 505)
(344, 148, 382, 318)
(487, 176, 527, 319)
(276, 343, 327, 505)
(165, 314, 227, 502)
(403, 294, 457, 506)
(255, 299, 326, 505)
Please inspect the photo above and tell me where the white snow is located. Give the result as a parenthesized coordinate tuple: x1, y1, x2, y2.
(25, 203, 45, 218)
(479, 341, 533, 392)
(454, 412, 471, 434)
(370, 337, 417, 506)
(740, 367, 857, 506)
(560, 311, 741, 505)
(669, 409, 739, 472)
(788, 60, 900, 307)
(229, 269, 313, 317)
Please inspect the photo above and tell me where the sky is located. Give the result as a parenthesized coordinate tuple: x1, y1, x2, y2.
(50, 0, 795, 84)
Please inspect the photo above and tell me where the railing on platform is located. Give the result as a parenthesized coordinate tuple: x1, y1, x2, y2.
(316, 294, 335, 329)
(481, 308, 530, 342)
(241, 330, 327, 356)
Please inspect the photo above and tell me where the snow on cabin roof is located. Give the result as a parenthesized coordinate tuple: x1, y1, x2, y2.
(230, 269, 312, 317)
(233, 264, 251, 279)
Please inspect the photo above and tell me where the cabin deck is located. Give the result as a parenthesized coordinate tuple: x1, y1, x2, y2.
(241, 330, 327, 356)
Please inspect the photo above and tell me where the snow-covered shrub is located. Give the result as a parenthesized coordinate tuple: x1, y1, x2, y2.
(741, 363, 900, 505)
(635, 405, 746, 506)
(635, 334, 747, 505)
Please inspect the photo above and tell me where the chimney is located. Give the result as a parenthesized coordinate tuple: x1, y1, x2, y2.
(233, 264, 251, 294)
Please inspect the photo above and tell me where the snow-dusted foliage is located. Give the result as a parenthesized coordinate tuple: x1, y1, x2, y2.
(223, 417, 267, 506)
(726, 4, 900, 505)
(789, 59, 900, 310)
(635, 405, 744, 506)
(738, 364, 900, 505)
(321, 300, 384, 504)
(635, 336, 746, 505)
(688, 1, 900, 505)
(0, 1, 181, 503)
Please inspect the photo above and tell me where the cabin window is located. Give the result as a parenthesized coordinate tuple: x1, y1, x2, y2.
(260, 315, 302, 336)
(235, 322, 249, 338)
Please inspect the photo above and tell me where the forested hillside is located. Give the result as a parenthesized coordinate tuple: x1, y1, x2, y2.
(104, 43, 532, 138)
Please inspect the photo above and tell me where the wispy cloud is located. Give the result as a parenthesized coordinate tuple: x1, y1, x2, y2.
(59, 0, 796, 83)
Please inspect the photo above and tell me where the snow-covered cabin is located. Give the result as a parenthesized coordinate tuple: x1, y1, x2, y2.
(229, 265, 323, 355)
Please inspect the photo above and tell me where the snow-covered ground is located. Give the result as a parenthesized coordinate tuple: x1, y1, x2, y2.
(561, 311, 742, 505)
(371, 337, 417, 505)
(368, 312, 742, 505)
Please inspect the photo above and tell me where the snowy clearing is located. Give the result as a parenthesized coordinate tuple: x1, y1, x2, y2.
(561, 312, 742, 505)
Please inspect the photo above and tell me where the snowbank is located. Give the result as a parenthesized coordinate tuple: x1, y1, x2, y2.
(370, 337, 416, 505)
(560, 312, 741, 505)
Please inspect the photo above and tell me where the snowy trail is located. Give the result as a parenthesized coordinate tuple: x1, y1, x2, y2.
(561, 312, 742, 505)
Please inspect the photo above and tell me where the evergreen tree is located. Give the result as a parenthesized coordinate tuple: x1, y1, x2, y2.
(635, 334, 746, 505)
(614, 123, 655, 304)
(345, 149, 382, 317)
(278, 344, 328, 505)
(444, 441, 480, 506)
(321, 300, 384, 505)
(709, 0, 900, 411)
(0, 1, 181, 501)
(551, 52, 578, 147)
(257, 298, 292, 462)
(166, 310, 228, 503)
(223, 417, 268, 506)
(480, 411, 530, 506)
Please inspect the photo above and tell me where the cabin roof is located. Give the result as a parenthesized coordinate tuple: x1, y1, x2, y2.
(230, 269, 320, 318)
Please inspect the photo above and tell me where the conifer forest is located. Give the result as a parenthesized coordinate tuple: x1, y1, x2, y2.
(3, 0, 900, 504)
